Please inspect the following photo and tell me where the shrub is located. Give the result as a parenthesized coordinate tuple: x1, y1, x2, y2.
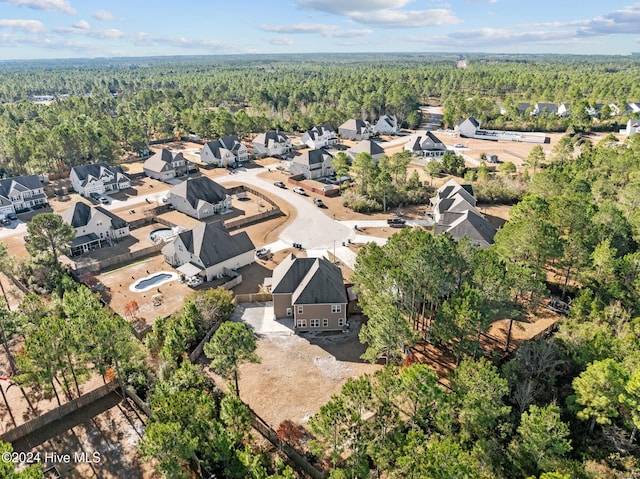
(342, 190, 381, 212)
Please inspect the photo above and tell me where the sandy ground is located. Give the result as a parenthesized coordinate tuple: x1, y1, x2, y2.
(202, 305, 382, 430)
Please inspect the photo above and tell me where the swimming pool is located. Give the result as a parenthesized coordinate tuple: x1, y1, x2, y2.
(150, 228, 173, 243)
(129, 272, 178, 292)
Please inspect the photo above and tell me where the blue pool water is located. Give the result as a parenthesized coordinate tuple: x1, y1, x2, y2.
(130, 272, 178, 292)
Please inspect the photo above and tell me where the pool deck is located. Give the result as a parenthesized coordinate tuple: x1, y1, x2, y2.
(129, 271, 179, 292)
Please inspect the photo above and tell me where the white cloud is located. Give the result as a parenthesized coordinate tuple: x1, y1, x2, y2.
(0, 18, 45, 33)
(259, 22, 373, 37)
(464, 0, 497, 3)
(72, 19, 89, 29)
(349, 8, 461, 28)
(265, 36, 294, 45)
(92, 10, 114, 21)
(4, 0, 76, 15)
(296, 0, 411, 15)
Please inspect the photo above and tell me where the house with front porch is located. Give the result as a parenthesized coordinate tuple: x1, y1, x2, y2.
(161, 221, 255, 282)
(0, 175, 48, 214)
(252, 131, 292, 157)
(269, 254, 348, 332)
(405, 131, 447, 158)
(301, 125, 338, 149)
(70, 163, 131, 197)
(167, 176, 232, 219)
(200, 135, 248, 166)
(60, 202, 129, 256)
(143, 149, 190, 181)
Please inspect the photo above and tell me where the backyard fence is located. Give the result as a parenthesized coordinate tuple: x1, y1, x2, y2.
(225, 209, 282, 231)
(76, 242, 166, 273)
(0, 381, 119, 444)
(233, 293, 272, 304)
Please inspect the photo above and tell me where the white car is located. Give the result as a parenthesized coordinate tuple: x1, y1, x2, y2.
(454, 143, 465, 148)
(293, 187, 307, 195)
(98, 196, 110, 204)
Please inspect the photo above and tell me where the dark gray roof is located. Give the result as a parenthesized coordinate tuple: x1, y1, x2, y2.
(254, 130, 289, 147)
(61, 202, 128, 230)
(170, 177, 228, 208)
(176, 221, 255, 268)
(305, 125, 335, 140)
(203, 140, 224, 158)
(71, 162, 128, 186)
(71, 233, 100, 247)
(339, 119, 370, 133)
(144, 149, 184, 173)
(445, 210, 496, 246)
(271, 254, 347, 304)
(0, 175, 43, 198)
(220, 135, 242, 153)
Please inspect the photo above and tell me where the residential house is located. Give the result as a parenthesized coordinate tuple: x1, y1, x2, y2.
(0, 175, 48, 215)
(252, 130, 292, 157)
(373, 114, 399, 134)
(167, 176, 232, 219)
(161, 221, 255, 282)
(143, 149, 190, 182)
(405, 131, 447, 158)
(200, 135, 248, 166)
(628, 102, 640, 114)
(270, 254, 348, 332)
(430, 179, 496, 248)
(557, 103, 570, 118)
(70, 162, 131, 197)
(338, 119, 373, 141)
(454, 117, 480, 137)
(626, 119, 640, 137)
(531, 102, 558, 116)
(290, 149, 334, 179)
(301, 125, 338, 149)
(61, 202, 129, 256)
(347, 139, 385, 162)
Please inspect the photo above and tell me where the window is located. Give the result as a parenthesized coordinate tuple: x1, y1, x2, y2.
(338, 318, 345, 327)
(297, 319, 307, 328)
(331, 304, 341, 313)
(310, 319, 319, 328)
(297, 305, 303, 314)
(322, 319, 329, 328)
(286, 308, 292, 317)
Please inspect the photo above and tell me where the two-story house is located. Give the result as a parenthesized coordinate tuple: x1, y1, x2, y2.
(347, 139, 385, 163)
(200, 135, 248, 166)
(373, 114, 399, 135)
(61, 202, 129, 256)
(338, 119, 373, 141)
(300, 125, 338, 149)
(270, 254, 348, 332)
(70, 163, 131, 197)
(405, 131, 447, 158)
(161, 221, 255, 282)
(252, 131, 292, 157)
(143, 149, 190, 181)
(167, 176, 232, 219)
(0, 175, 48, 215)
(290, 149, 333, 180)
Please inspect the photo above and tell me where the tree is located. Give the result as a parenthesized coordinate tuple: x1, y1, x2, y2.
(350, 152, 376, 195)
(332, 152, 350, 192)
(571, 358, 628, 434)
(0, 441, 43, 478)
(498, 161, 517, 175)
(424, 160, 443, 186)
(526, 144, 545, 177)
(25, 213, 75, 268)
(124, 300, 139, 319)
(510, 404, 572, 476)
(204, 321, 259, 396)
(441, 151, 465, 176)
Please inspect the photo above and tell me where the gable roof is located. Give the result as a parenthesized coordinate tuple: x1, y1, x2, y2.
(220, 135, 243, 153)
(71, 162, 129, 186)
(0, 175, 43, 198)
(444, 209, 496, 246)
(61, 202, 128, 230)
(348, 139, 385, 157)
(144, 149, 185, 173)
(271, 254, 347, 304)
(174, 221, 255, 268)
(253, 130, 289, 147)
(339, 119, 370, 133)
(431, 179, 476, 206)
(304, 125, 335, 140)
(169, 176, 228, 208)
(293, 149, 332, 167)
(378, 114, 397, 127)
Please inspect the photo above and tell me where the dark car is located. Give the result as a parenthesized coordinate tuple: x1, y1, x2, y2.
(274, 181, 286, 189)
(7, 213, 17, 221)
(0, 217, 10, 226)
(387, 218, 406, 228)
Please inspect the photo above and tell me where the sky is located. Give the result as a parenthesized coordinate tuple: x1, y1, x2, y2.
(0, 0, 639, 60)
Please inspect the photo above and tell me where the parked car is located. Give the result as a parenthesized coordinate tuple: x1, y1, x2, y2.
(7, 213, 17, 221)
(274, 181, 286, 189)
(387, 218, 406, 227)
(98, 196, 110, 204)
(0, 217, 10, 226)
(293, 187, 307, 195)
(454, 143, 465, 148)
(255, 247, 270, 259)
(313, 198, 325, 208)
(89, 192, 99, 199)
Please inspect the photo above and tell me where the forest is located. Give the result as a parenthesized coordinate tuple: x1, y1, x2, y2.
(1, 54, 640, 478)
(1, 53, 640, 176)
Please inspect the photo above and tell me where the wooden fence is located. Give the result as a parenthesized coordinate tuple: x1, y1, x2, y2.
(225, 209, 282, 231)
(233, 293, 273, 304)
(0, 381, 119, 444)
(77, 242, 166, 273)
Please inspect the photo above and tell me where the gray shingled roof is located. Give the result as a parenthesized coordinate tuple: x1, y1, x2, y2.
(294, 149, 332, 167)
(169, 177, 228, 209)
(445, 210, 496, 246)
(271, 254, 346, 304)
(305, 125, 335, 140)
(61, 202, 128, 230)
(0, 175, 43, 199)
(339, 119, 370, 133)
(175, 221, 255, 268)
(71, 162, 128, 186)
(348, 140, 384, 156)
(254, 130, 289, 147)
(144, 149, 183, 173)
